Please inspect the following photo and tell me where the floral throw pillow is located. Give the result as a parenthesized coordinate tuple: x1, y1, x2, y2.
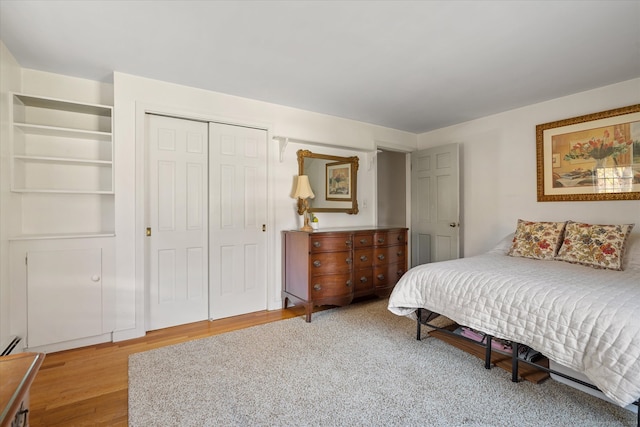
(507, 219, 567, 260)
(556, 221, 635, 270)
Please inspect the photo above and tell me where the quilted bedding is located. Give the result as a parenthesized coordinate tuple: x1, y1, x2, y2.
(387, 234, 640, 407)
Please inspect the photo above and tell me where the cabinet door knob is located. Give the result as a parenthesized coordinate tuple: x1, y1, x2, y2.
(360, 255, 368, 261)
(378, 254, 385, 260)
(313, 284, 321, 291)
(313, 241, 321, 248)
(313, 260, 321, 267)
(91, 275, 101, 282)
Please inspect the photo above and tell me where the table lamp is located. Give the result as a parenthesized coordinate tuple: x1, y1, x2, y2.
(292, 175, 315, 232)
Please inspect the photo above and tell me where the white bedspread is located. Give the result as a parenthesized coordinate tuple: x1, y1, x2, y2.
(388, 235, 640, 407)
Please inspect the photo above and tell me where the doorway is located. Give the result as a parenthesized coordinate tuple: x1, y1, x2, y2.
(376, 150, 407, 227)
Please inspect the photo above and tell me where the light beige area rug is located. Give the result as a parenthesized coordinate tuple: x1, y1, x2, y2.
(129, 298, 636, 426)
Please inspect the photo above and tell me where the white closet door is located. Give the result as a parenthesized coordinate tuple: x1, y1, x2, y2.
(147, 114, 209, 330)
(209, 122, 268, 319)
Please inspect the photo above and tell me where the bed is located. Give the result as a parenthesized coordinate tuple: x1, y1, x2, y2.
(388, 220, 640, 421)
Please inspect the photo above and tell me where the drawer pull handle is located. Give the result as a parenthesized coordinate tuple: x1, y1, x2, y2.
(397, 270, 404, 276)
(397, 251, 404, 257)
(360, 255, 368, 261)
(345, 240, 352, 247)
(313, 260, 321, 267)
(378, 254, 385, 260)
(377, 274, 385, 281)
(313, 284, 322, 291)
(313, 241, 321, 248)
(397, 235, 404, 241)
(377, 238, 385, 244)
(360, 276, 368, 283)
(360, 238, 368, 244)
(346, 258, 352, 265)
(346, 280, 352, 287)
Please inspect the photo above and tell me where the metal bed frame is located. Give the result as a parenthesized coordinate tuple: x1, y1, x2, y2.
(415, 308, 640, 427)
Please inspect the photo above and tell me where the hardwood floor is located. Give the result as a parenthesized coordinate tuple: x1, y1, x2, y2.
(28, 306, 307, 426)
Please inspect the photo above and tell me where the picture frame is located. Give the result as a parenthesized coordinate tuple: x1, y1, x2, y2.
(536, 104, 640, 202)
(326, 161, 353, 201)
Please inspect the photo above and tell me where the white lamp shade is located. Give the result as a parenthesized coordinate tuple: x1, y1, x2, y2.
(293, 175, 315, 199)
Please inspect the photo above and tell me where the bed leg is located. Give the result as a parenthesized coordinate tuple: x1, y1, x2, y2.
(416, 308, 422, 341)
(484, 335, 492, 369)
(511, 342, 519, 382)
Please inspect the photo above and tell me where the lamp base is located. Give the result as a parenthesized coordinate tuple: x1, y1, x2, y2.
(301, 213, 313, 232)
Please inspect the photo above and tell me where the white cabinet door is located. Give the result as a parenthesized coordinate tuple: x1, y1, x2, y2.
(27, 248, 103, 348)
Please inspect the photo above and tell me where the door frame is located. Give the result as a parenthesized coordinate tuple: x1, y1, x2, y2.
(134, 102, 276, 333)
(374, 145, 413, 263)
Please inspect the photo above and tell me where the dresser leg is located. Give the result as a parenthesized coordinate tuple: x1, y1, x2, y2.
(305, 306, 312, 323)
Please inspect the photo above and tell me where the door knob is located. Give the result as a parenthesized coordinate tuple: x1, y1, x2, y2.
(449, 222, 459, 228)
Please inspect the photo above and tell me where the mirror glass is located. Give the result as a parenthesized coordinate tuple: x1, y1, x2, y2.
(297, 149, 359, 214)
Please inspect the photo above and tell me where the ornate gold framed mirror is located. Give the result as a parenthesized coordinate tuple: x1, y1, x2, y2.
(296, 149, 359, 214)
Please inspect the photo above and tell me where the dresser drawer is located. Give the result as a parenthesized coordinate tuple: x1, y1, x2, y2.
(310, 274, 353, 298)
(373, 262, 406, 287)
(353, 248, 373, 269)
(310, 252, 352, 274)
(373, 230, 406, 246)
(354, 269, 374, 294)
(310, 234, 352, 253)
(373, 246, 406, 265)
(353, 232, 374, 248)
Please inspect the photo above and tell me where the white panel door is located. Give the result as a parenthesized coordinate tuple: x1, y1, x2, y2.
(147, 114, 209, 330)
(27, 248, 103, 347)
(209, 122, 267, 319)
(411, 143, 460, 266)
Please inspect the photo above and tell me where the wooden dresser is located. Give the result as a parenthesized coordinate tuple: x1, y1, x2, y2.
(282, 227, 408, 322)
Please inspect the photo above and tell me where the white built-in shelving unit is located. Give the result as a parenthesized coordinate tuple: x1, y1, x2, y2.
(10, 93, 115, 240)
(7, 92, 116, 353)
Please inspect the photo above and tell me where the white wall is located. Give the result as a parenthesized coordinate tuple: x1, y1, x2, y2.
(5, 46, 636, 349)
(0, 41, 22, 351)
(113, 72, 416, 340)
(418, 78, 640, 257)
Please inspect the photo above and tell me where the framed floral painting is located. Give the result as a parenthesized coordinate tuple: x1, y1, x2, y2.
(325, 161, 353, 201)
(536, 104, 640, 201)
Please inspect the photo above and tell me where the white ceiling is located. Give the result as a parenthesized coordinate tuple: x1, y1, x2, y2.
(1, 1, 639, 133)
